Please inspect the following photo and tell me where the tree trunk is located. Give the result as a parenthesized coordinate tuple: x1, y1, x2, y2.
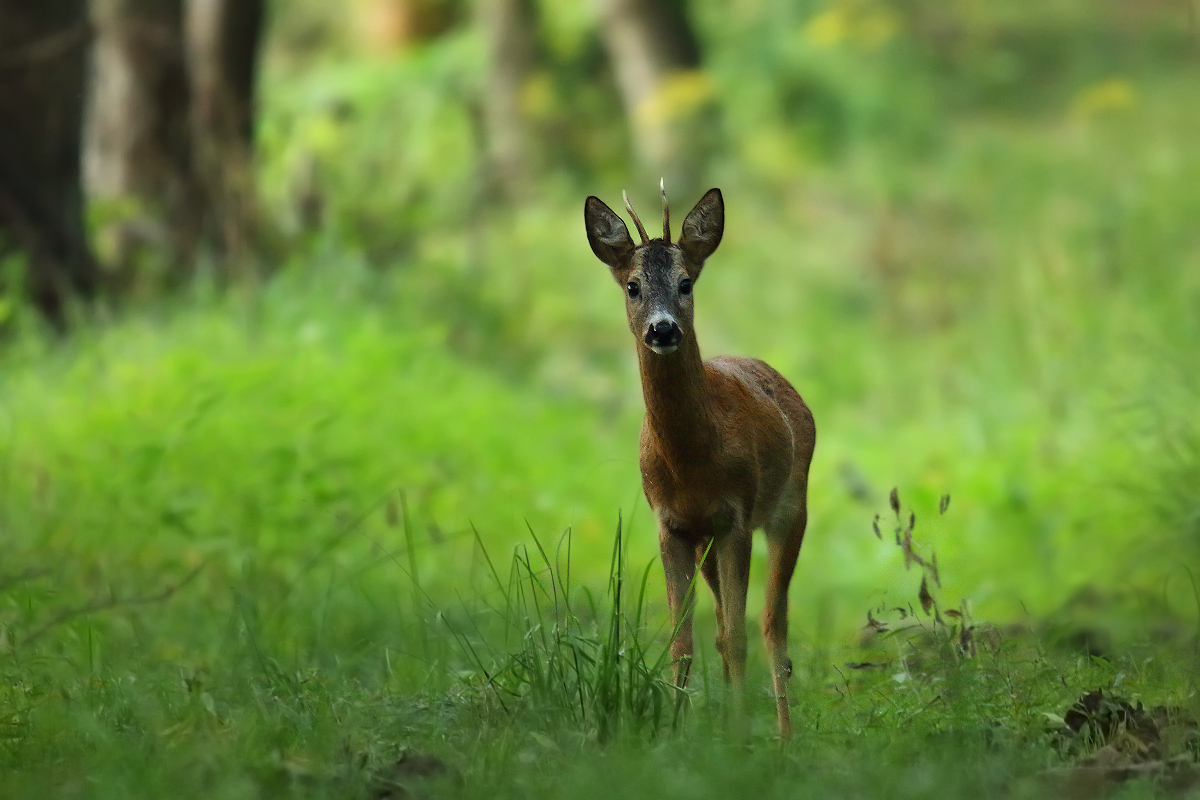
(477, 0, 539, 200)
(84, 0, 265, 284)
(84, 0, 198, 283)
(184, 0, 264, 267)
(0, 0, 97, 322)
(595, 0, 708, 185)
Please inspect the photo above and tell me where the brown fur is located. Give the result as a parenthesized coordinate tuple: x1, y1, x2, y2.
(584, 187, 816, 737)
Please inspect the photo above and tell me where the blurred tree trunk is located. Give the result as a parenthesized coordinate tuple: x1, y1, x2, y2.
(84, 0, 198, 282)
(477, 0, 539, 200)
(359, 0, 457, 54)
(595, 0, 708, 186)
(85, 0, 264, 284)
(0, 0, 98, 322)
(184, 0, 265, 269)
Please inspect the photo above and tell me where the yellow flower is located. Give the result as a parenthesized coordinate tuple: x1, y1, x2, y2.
(635, 70, 714, 127)
(801, 3, 897, 50)
(803, 7, 851, 47)
(1070, 78, 1137, 120)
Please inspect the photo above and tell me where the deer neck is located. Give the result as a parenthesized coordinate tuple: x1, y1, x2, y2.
(637, 334, 719, 465)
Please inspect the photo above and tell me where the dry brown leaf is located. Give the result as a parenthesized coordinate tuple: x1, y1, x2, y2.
(901, 526, 926, 571)
(919, 575, 934, 615)
(863, 611, 888, 632)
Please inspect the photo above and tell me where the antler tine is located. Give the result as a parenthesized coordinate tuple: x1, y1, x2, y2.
(660, 177, 671, 244)
(622, 190, 650, 244)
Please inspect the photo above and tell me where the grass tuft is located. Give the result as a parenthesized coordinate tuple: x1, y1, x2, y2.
(459, 515, 682, 743)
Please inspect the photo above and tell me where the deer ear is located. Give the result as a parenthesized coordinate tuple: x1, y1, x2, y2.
(678, 188, 724, 268)
(584, 196, 635, 274)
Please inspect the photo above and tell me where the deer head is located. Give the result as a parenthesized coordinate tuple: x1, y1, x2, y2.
(584, 185, 724, 355)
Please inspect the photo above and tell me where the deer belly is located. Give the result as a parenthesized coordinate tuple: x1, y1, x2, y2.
(647, 488, 747, 539)
(643, 456, 762, 533)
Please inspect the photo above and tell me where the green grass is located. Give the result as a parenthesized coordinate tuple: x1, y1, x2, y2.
(3, 0, 1200, 796)
(2, 488, 1196, 798)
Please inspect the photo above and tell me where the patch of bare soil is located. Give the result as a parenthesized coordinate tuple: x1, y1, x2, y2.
(1039, 690, 1200, 797)
(372, 751, 460, 800)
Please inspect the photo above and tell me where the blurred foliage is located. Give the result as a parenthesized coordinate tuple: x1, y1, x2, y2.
(3, 0, 1197, 631)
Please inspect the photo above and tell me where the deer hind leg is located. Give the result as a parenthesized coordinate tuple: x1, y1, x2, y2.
(697, 542, 728, 683)
(660, 528, 697, 688)
(764, 491, 807, 739)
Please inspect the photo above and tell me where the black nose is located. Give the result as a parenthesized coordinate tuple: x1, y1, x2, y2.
(645, 319, 683, 349)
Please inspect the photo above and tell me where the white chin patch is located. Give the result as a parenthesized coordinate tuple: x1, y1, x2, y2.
(647, 344, 679, 355)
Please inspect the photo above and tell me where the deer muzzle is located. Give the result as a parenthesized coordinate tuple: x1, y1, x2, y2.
(644, 317, 683, 354)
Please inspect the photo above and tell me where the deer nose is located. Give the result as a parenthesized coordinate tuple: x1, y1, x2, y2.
(644, 318, 683, 350)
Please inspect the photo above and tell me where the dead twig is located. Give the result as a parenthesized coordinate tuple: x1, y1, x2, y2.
(17, 562, 206, 648)
(0, 568, 50, 596)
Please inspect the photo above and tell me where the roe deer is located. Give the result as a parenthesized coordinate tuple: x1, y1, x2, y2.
(583, 183, 816, 738)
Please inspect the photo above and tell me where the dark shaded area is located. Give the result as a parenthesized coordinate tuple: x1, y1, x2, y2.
(183, 0, 266, 264)
(1038, 689, 1200, 794)
(86, 0, 198, 280)
(372, 751, 459, 800)
(1058, 689, 1198, 760)
(0, 0, 97, 322)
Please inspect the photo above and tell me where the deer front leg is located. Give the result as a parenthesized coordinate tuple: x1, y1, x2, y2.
(697, 542, 727, 683)
(713, 531, 752, 693)
(659, 528, 697, 687)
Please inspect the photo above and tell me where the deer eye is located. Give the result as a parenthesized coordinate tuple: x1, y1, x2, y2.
(679, 279, 692, 295)
(626, 281, 640, 298)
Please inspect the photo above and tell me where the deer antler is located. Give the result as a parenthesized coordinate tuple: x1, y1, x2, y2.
(623, 190, 650, 244)
(660, 178, 671, 244)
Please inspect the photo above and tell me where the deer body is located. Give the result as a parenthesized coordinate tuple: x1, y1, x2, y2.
(584, 186, 816, 738)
